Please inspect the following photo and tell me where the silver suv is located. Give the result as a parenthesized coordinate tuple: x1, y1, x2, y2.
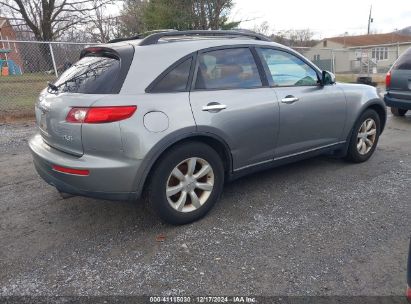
(29, 30, 387, 224)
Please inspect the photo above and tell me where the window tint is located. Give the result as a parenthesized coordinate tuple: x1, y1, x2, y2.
(258, 48, 319, 87)
(195, 48, 262, 90)
(151, 57, 192, 92)
(53, 55, 120, 94)
(394, 48, 411, 70)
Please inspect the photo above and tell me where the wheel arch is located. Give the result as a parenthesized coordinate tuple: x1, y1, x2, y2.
(339, 99, 387, 158)
(366, 101, 387, 133)
(134, 132, 233, 199)
(349, 99, 387, 140)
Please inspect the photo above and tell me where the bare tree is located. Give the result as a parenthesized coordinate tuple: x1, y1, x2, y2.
(88, 1, 120, 43)
(252, 21, 272, 37)
(274, 29, 317, 47)
(0, 0, 113, 41)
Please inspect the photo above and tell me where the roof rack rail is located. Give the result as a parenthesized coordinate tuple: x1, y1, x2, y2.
(108, 29, 178, 43)
(138, 30, 271, 46)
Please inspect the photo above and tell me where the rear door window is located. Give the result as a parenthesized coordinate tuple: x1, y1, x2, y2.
(394, 48, 411, 70)
(52, 55, 120, 94)
(195, 48, 262, 90)
(150, 57, 193, 92)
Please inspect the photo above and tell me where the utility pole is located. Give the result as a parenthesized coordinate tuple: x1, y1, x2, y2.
(367, 5, 373, 35)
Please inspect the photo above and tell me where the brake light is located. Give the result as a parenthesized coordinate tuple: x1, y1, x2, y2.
(66, 106, 137, 124)
(407, 286, 411, 302)
(386, 71, 391, 88)
(52, 165, 89, 176)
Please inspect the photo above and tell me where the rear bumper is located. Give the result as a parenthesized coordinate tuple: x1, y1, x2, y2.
(29, 134, 141, 201)
(384, 94, 411, 110)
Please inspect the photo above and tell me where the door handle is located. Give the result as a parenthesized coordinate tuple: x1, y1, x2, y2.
(202, 104, 227, 112)
(281, 96, 299, 104)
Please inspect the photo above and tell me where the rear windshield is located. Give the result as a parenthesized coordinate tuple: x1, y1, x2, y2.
(52, 55, 120, 94)
(394, 48, 411, 70)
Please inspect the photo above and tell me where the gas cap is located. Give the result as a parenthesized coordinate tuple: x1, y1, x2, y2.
(143, 111, 169, 133)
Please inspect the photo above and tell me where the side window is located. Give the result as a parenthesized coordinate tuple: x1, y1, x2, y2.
(195, 48, 262, 90)
(257, 48, 319, 87)
(394, 48, 411, 70)
(151, 57, 192, 92)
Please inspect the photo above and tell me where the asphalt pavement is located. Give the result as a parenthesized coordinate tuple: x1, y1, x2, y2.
(0, 112, 410, 297)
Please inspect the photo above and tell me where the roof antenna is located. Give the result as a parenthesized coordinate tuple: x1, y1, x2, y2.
(367, 5, 373, 35)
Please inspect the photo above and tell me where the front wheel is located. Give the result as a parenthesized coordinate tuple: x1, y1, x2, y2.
(147, 142, 224, 225)
(346, 109, 381, 163)
(391, 107, 408, 117)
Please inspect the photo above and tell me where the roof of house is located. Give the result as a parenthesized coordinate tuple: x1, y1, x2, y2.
(325, 33, 411, 47)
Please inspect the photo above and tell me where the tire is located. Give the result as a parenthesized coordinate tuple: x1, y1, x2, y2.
(345, 109, 381, 163)
(391, 107, 408, 116)
(147, 142, 224, 225)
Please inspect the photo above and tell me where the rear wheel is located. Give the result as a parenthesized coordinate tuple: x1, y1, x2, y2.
(147, 142, 224, 225)
(391, 107, 408, 116)
(346, 109, 381, 163)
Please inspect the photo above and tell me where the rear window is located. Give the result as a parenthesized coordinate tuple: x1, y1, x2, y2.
(52, 55, 120, 94)
(394, 48, 411, 70)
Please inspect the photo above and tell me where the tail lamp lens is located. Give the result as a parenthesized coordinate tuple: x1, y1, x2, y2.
(386, 71, 391, 88)
(66, 106, 137, 124)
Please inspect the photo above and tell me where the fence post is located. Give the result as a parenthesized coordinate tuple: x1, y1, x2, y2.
(49, 43, 58, 77)
(331, 49, 335, 73)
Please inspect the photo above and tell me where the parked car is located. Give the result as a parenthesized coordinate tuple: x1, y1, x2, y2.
(385, 47, 411, 116)
(29, 30, 387, 224)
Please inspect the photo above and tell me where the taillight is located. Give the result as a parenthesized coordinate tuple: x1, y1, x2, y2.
(407, 286, 411, 302)
(66, 106, 137, 124)
(52, 165, 89, 176)
(386, 71, 391, 88)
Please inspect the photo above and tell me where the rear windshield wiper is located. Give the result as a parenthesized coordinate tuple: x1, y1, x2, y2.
(47, 81, 59, 92)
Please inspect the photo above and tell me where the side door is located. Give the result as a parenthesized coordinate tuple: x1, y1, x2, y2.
(256, 47, 347, 159)
(189, 47, 280, 170)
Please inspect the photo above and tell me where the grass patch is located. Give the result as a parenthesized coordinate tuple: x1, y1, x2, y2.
(0, 73, 55, 112)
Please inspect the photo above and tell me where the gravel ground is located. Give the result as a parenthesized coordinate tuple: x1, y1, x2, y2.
(0, 112, 410, 298)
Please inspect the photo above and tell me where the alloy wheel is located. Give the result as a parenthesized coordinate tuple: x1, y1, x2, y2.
(166, 157, 215, 213)
(356, 118, 377, 155)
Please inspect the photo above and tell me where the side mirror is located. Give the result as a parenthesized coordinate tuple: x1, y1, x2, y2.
(321, 70, 336, 85)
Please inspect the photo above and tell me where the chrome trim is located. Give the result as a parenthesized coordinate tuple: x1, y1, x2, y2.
(281, 97, 299, 104)
(202, 104, 227, 112)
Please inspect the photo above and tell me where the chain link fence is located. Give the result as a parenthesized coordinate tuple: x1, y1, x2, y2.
(294, 46, 403, 84)
(0, 40, 93, 120)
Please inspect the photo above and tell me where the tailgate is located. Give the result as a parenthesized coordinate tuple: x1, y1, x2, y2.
(35, 92, 102, 156)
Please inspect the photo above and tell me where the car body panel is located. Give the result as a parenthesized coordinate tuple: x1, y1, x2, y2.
(29, 134, 141, 197)
(189, 88, 279, 170)
(273, 85, 347, 158)
(35, 89, 107, 156)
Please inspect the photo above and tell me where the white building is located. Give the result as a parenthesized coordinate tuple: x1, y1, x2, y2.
(305, 33, 411, 74)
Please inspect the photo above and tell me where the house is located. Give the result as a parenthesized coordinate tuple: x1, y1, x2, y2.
(0, 17, 23, 71)
(305, 32, 411, 74)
